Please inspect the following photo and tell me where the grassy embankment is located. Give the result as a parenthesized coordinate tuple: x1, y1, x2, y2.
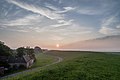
(4, 51, 120, 80)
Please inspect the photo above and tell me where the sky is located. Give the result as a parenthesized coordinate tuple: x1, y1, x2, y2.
(0, 0, 120, 49)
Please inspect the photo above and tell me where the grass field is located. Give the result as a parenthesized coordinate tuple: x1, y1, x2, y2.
(4, 51, 120, 80)
(31, 53, 57, 68)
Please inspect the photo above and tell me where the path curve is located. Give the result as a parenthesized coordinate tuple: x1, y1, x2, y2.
(1, 55, 63, 80)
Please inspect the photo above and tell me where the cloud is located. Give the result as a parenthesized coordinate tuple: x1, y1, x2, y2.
(50, 35, 63, 40)
(45, 2, 75, 13)
(0, 26, 29, 32)
(45, 3, 59, 11)
(51, 19, 74, 27)
(6, 0, 76, 31)
(68, 24, 93, 34)
(50, 24, 93, 36)
(99, 14, 120, 35)
(56, 7, 75, 13)
(7, 0, 63, 20)
(99, 27, 120, 35)
(77, 8, 103, 15)
(29, 27, 47, 33)
(0, 25, 7, 29)
(4, 14, 43, 26)
(0, 14, 47, 33)
(101, 16, 115, 27)
(116, 25, 120, 28)
(10, 29, 28, 32)
(75, 1, 113, 15)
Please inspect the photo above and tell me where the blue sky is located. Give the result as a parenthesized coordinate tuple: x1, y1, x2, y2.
(0, 0, 120, 49)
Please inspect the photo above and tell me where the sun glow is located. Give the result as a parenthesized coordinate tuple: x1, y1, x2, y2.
(56, 44, 60, 48)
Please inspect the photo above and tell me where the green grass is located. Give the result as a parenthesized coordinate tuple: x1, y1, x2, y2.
(31, 53, 57, 68)
(4, 51, 120, 80)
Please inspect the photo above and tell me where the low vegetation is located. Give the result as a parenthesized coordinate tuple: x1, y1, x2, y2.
(5, 51, 120, 80)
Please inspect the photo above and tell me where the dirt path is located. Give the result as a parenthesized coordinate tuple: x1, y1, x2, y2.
(1, 55, 63, 80)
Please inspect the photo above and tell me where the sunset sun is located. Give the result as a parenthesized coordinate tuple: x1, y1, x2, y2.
(56, 44, 60, 48)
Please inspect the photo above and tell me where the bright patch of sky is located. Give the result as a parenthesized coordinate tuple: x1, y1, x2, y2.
(0, 0, 120, 48)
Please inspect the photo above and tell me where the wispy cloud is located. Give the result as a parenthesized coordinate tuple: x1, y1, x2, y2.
(77, 8, 103, 15)
(0, 25, 28, 32)
(0, 25, 7, 30)
(99, 27, 120, 35)
(75, 1, 113, 15)
(44, 2, 75, 13)
(10, 29, 28, 32)
(6, 0, 76, 31)
(0, 13, 46, 33)
(50, 35, 64, 41)
(116, 25, 120, 28)
(4, 14, 43, 26)
(7, 0, 63, 20)
(56, 7, 75, 13)
(99, 14, 120, 35)
(45, 3, 60, 11)
(51, 19, 73, 27)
